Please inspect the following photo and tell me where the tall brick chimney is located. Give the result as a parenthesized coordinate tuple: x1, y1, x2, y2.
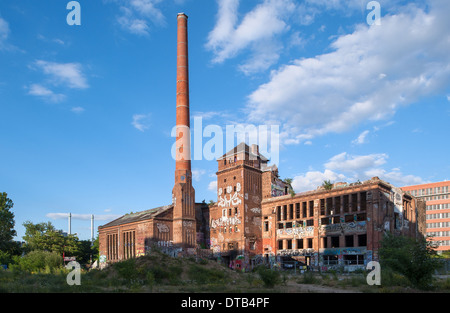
(172, 13, 196, 249)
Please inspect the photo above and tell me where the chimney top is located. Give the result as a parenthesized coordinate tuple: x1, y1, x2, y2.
(177, 13, 188, 18)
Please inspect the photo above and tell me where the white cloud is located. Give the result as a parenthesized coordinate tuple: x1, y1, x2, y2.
(208, 180, 218, 192)
(206, 0, 296, 74)
(291, 151, 425, 192)
(0, 17, 9, 49)
(27, 84, 66, 103)
(352, 130, 370, 145)
(292, 169, 346, 192)
(71, 106, 85, 114)
(246, 0, 450, 143)
(115, 0, 166, 35)
(325, 152, 387, 174)
(34, 60, 89, 89)
(132, 113, 151, 131)
(192, 169, 206, 182)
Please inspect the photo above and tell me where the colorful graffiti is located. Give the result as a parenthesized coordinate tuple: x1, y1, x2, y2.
(319, 221, 366, 235)
(210, 215, 242, 229)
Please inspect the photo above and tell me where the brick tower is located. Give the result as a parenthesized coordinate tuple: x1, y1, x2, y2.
(172, 13, 196, 249)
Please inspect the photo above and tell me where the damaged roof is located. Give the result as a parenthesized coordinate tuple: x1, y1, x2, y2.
(98, 204, 173, 229)
(218, 142, 269, 162)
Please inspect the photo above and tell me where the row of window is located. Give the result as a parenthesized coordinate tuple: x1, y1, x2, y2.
(106, 231, 136, 261)
(422, 195, 450, 201)
(427, 231, 450, 237)
(276, 193, 368, 222)
(427, 203, 450, 211)
(323, 254, 365, 265)
(275, 213, 367, 230)
(430, 240, 450, 247)
(409, 186, 450, 197)
(278, 234, 367, 250)
(427, 222, 450, 229)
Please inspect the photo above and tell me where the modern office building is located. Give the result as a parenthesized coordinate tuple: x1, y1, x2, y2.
(402, 181, 450, 253)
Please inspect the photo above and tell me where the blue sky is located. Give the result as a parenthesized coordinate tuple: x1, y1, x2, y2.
(1, 0, 449, 241)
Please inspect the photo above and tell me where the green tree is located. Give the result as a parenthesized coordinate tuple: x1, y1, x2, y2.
(322, 180, 333, 190)
(0, 193, 21, 258)
(0, 193, 17, 246)
(379, 233, 441, 289)
(22, 221, 80, 256)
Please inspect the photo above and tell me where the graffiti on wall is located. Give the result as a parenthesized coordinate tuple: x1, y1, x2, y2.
(319, 221, 366, 235)
(217, 187, 243, 208)
(210, 215, 242, 229)
(156, 223, 170, 233)
(277, 226, 314, 238)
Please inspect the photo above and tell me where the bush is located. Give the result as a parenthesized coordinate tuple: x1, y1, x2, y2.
(379, 234, 440, 289)
(299, 271, 318, 284)
(187, 264, 226, 284)
(10, 250, 62, 273)
(256, 266, 280, 288)
(113, 258, 139, 281)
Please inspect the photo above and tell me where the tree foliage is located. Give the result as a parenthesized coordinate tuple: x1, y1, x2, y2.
(379, 233, 441, 289)
(22, 221, 80, 256)
(0, 193, 17, 245)
(322, 180, 333, 190)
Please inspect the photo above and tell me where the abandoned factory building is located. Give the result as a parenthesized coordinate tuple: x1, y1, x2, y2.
(98, 13, 426, 270)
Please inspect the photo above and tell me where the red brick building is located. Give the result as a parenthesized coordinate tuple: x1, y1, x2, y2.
(208, 143, 289, 265)
(261, 177, 426, 270)
(402, 181, 450, 253)
(97, 13, 427, 271)
(98, 13, 199, 266)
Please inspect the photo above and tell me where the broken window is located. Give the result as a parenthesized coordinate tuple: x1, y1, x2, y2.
(287, 239, 292, 250)
(307, 238, 313, 249)
(345, 214, 354, 223)
(345, 235, 354, 247)
(297, 239, 303, 249)
(344, 254, 364, 265)
(264, 221, 269, 232)
(358, 234, 367, 246)
(334, 196, 341, 214)
(360, 192, 367, 210)
(278, 240, 283, 249)
(302, 202, 307, 218)
(331, 236, 340, 248)
(356, 213, 366, 221)
(323, 255, 338, 265)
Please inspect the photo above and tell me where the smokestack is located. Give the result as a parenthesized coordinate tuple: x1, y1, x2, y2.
(172, 13, 196, 248)
(68, 213, 72, 235)
(174, 12, 191, 179)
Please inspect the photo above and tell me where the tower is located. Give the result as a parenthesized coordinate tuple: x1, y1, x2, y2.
(172, 13, 196, 249)
(212, 143, 269, 260)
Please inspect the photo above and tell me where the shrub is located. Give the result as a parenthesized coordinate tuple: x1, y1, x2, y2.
(187, 264, 226, 284)
(379, 234, 440, 289)
(10, 250, 62, 273)
(256, 266, 280, 288)
(299, 271, 318, 284)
